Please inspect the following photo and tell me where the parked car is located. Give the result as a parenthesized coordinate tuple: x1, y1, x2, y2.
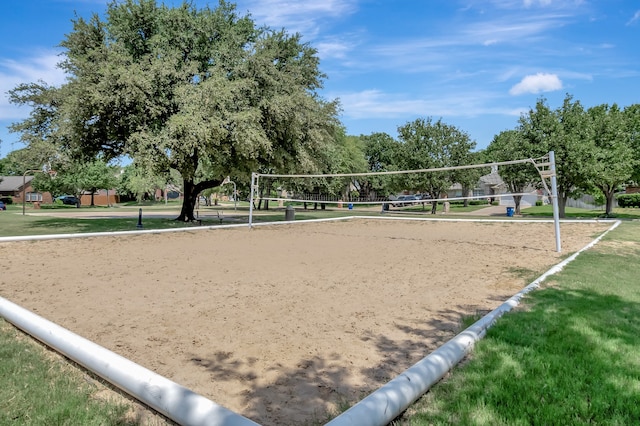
(391, 195, 419, 207)
(56, 195, 81, 206)
(0, 201, 6, 210)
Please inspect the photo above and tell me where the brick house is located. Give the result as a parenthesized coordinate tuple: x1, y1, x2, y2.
(0, 176, 53, 205)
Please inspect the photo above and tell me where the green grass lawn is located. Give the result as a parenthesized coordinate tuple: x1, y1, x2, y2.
(393, 221, 640, 425)
(0, 320, 136, 425)
(0, 213, 196, 237)
(522, 204, 640, 219)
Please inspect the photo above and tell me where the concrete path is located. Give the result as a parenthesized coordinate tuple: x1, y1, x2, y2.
(464, 205, 512, 216)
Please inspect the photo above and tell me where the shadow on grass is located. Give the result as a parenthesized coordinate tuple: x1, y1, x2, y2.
(17, 217, 196, 235)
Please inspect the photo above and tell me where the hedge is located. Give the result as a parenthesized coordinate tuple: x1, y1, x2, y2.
(616, 193, 640, 208)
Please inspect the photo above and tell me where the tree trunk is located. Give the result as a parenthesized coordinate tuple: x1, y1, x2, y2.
(90, 191, 96, 207)
(176, 173, 225, 221)
(558, 193, 567, 218)
(431, 200, 438, 215)
(513, 195, 522, 215)
(604, 189, 615, 216)
(462, 186, 470, 207)
(176, 179, 198, 222)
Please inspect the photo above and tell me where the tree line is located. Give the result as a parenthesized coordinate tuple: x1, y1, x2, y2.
(3, 0, 639, 218)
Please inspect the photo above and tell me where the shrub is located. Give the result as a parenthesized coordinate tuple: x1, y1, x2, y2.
(535, 200, 543, 206)
(616, 193, 640, 208)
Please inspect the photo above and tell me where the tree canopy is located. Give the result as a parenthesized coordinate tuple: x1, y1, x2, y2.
(10, 0, 340, 221)
(397, 117, 476, 214)
(486, 130, 539, 214)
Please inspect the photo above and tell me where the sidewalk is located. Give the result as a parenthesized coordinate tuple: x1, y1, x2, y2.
(464, 205, 512, 216)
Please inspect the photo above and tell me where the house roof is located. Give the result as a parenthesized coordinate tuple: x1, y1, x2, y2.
(0, 176, 34, 192)
(479, 172, 504, 187)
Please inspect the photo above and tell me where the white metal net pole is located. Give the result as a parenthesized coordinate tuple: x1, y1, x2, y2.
(549, 151, 562, 252)
(249, 173, 257, 228)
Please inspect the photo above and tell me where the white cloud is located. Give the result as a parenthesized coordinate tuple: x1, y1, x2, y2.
(335, 89, 515, 120)
(523, 0, 553, 7)
(509, 73, 562, 95)
(627, 10, 640, 26)
(0, 51, 67, 120)
(315, 41, 351, 59)
(238, 0, 358, 38)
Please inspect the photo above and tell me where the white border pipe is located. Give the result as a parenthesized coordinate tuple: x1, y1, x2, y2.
(326, 220, 621, 426)
(0, 216, 619, 425)
(0, 296, 259, 426)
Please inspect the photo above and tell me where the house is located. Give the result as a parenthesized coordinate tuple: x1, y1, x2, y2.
(0, 176, 53, 205)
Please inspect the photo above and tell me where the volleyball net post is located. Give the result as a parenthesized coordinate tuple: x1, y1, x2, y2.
(549, 151, 561, 252)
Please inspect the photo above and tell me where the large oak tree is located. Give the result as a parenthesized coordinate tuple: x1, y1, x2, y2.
(10, 0, 340, 221)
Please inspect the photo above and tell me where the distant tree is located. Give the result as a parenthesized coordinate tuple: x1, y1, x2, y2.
(397, 117, 476, 214)
(0, 144, 58, 176)
(624, 104, 640, 184)
(519, 95, 595, 217)
(455, 150, 489, 208)
(31, 158, 119, 206)
(486, 130, 540, 214)
(331, 134, 368, 200)
(77, 159, 120, 206)
(0, 154, 22, 176)
(587, 104, 636, 215)
(360, 132, 402, 198)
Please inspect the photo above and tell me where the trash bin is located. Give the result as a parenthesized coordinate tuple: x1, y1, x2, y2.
(285, 205, 295, 221)
(506, 207, 514, 217)
(348, 203, 353, 210)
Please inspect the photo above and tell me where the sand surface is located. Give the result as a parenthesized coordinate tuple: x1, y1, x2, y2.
(0, 218, 611, 425)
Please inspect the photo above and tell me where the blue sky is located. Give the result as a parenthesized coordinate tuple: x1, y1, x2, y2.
(1, 0, 639, 159)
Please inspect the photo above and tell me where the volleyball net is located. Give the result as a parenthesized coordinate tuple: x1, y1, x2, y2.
(248, 151, 561, 251)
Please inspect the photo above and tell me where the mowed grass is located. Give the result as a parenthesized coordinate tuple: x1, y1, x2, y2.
(0, 203, 374, 237)
(522, 204, 640, 219)
(0, 320, 135, 425)
(394, 221, 640, 425)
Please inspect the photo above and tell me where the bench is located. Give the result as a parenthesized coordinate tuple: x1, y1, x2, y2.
(194, 210, 223, 226)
